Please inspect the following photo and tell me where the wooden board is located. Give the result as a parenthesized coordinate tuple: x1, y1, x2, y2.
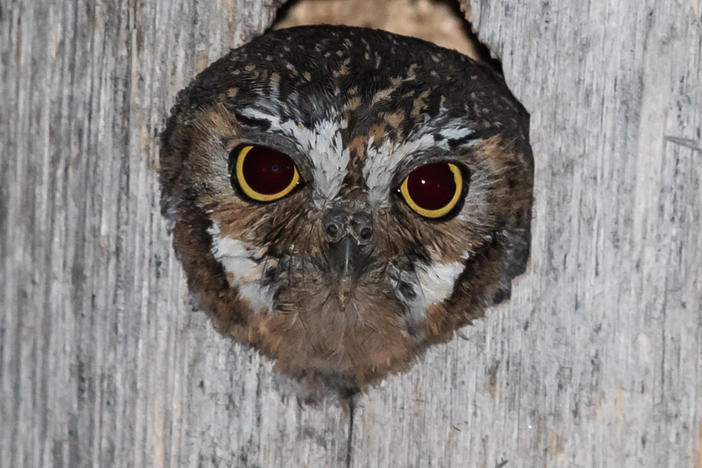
(1, 0, 700, 466)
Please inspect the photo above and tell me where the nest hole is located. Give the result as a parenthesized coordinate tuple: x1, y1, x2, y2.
(272, 0, 502, 73)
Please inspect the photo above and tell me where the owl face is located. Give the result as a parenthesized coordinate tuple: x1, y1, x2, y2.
(160, 26, 533, 398)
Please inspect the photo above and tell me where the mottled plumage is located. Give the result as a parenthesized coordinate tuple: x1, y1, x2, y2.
(160, 25, 533, 401)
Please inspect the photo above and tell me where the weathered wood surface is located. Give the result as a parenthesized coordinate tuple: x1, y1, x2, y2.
(1, 0, 700, 467)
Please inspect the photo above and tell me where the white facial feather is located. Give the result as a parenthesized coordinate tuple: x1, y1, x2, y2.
(389, 267, 428, 326)
(363, 122, 478, 207)
(391, 254, 467, 328)
(415, 260, 464, 306)
(239, 108, 349, 204)
(364, 132, 432, 207)
(208, 222, 279, 313)
(307, 119, 350, 203)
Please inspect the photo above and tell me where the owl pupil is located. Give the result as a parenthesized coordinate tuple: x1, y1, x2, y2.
(242, 146, 295, 195)
(406, 163, 456, 210)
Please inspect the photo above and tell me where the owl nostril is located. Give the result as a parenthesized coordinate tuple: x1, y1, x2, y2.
(326, 223, 339, 238)
(323, 206, 372, 243)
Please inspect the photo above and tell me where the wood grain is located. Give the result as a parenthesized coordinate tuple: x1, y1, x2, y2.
(1, 0, 700, 467)
(1, 1, 347, 467)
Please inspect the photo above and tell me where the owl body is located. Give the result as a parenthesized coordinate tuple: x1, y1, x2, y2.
(160, 26, 532, 399)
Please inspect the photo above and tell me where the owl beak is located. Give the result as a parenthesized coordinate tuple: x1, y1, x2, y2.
(327, 235, 367, 309)
(329, 236, 359, 277)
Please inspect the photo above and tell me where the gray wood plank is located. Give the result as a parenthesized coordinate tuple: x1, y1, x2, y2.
(351, 1, 702, 467)
(2, 0, 700, 467)
(0, 1, 348, 467)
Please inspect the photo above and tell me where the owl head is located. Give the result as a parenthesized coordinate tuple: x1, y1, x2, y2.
(160, 25, 533, 400)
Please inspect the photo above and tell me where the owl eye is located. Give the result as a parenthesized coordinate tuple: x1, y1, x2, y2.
(234, 145, 300, 202)
(399, 162, 463, 218)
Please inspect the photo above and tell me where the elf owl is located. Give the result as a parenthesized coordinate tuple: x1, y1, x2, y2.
(160, 25, 533, 401)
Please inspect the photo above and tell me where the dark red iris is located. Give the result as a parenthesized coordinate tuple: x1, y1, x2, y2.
(406, 163, 456, 210)
(242, 146, 296, 194)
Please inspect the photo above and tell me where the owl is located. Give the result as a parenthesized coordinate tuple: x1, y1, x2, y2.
(160, 25, 533, 401)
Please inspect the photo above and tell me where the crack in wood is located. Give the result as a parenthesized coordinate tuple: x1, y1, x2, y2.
(346, 398, 355, 468)
(664, 135, 702, 153)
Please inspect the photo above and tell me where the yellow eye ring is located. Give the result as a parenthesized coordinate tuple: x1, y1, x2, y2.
(400, 163, 463, 218)
(235, 145, 300, 202)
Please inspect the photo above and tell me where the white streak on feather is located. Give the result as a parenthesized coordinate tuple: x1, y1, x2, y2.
(207, 222, 277, 313)
(363, 132, 422, 206)
(389, 267, 427, 325)
(392, 258, 465, 328)
(363, 122, 478, 207)
(211, 235, 258, 278)
(415, 260, 464, 306)
(239, 108, 349, 204)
